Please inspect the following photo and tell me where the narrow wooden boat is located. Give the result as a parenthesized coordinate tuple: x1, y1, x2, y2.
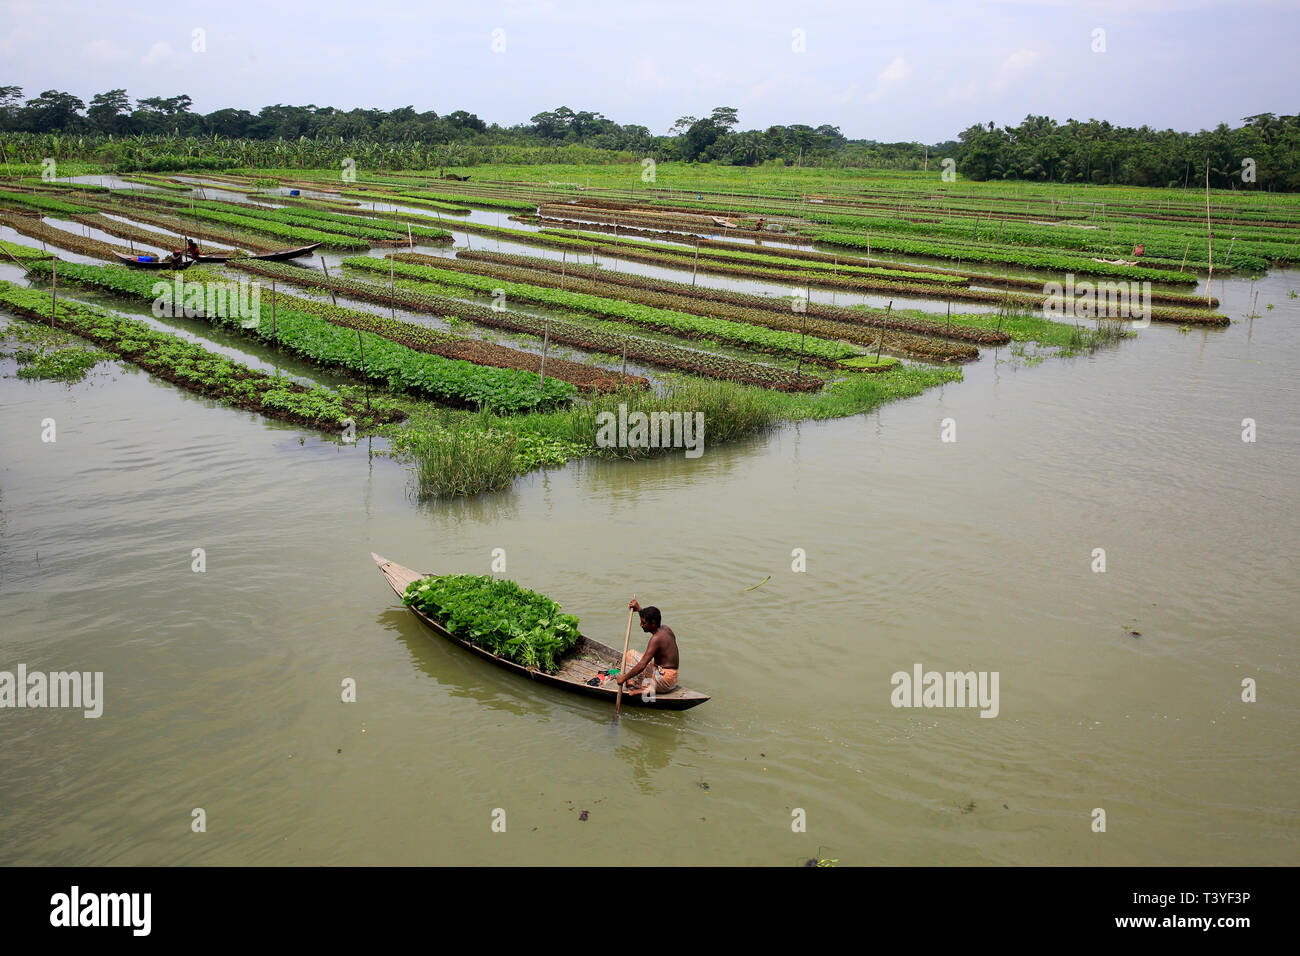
(113, 252, 193, 270)
(246, 241, 321, 262)
(373, 553, 710, 710)
(191, 251, 233, 263)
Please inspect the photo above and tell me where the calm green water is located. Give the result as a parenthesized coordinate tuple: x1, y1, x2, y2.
(0, 268, 1296, 866)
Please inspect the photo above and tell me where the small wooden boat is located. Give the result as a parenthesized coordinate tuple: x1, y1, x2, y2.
(113, 252, 193, 270)
(710, 216, 738, 229)
(191, 251, 234, 263)
(373, 554, 710, 710)
(246, 242, 321, 262)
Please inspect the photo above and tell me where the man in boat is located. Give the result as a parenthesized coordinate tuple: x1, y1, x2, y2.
(185, 237, 201, 260)
(615, 600, 679, 695)
(167, 248, 186, 268)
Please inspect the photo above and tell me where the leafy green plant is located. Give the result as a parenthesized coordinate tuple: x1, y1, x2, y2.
(402, 574, 581, 673)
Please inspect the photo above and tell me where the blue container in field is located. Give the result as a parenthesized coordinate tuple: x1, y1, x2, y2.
(289, 189, 300, 196)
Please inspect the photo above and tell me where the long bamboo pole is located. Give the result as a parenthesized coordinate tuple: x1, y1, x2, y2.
(1205, 159, 1214, 309)
(614, 598, 637, 722)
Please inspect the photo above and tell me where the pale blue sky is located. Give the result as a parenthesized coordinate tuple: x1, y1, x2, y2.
(3, 0, 1296, 142)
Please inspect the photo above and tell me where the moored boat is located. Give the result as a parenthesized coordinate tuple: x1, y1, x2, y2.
(372, 553, 710, 710)
(112, 252, 193, 270)
(246, 242, 322, 262)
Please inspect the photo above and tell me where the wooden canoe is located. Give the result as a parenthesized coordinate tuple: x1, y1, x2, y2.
(113, 252, 193, 270)
(246, 241, 321, 262)
(373, 553, 710, 710)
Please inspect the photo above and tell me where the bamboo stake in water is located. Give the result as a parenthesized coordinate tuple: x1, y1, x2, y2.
(50, 259, 56, 329)
(1205, 159, 1214, 309)
(320, 256, 338, 306)
(538, 319, 550, 387)
(621, 338, 627, 382)
(356, 328, 370, 410)
(692, 240, 700, 287)
(271, 280, 277, 346)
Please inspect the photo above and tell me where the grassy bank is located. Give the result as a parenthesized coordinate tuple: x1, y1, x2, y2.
(383, 367, 961, 497)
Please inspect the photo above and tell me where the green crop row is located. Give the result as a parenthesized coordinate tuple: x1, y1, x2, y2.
(261, 203, 452, 243)
(190, 199, 452, 244)
(398, 254, 974, 362)
(228, 257, 826, 392)
(812, 230, 1197, 283)
(811, 212, 1262, 270)
(171, 205, 369, 249)
(0, 238, 51, 261)
(0, 190, 97, 216)
(346, 255, 859, 361)
(24, 261, 576, 413)
(538, 228, 966, 284)
(454, 250, 1013, 346)
(0, 280, 392, 429)
(343, 188, 471, 215)
(378, 187, 534, 212)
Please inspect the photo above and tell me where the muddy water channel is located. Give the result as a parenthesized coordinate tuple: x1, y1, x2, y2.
(1, 206, 1297, 864)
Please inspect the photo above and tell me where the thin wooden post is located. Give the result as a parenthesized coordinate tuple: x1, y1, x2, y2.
(320, 256, 338, 306)
(1179, 239, 1190, 273)
(621, 338, 628, 381)
(796, 313, 806, 373)
(271, 280, 277, 346)
(692, 239, 700, 287)
(1205, 159, 1214, 308)
(356, 328, 370, 410)
(538, 319, 550, 386)
(50, 259, 56, 328)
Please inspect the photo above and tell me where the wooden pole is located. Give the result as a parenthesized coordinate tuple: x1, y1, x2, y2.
(320, 256, 338, 306)
(614, 600, 637, 722)
(271, 280, 277, 346)
(356, 328, 370, 410)
(621, 338, 627, 381)
(50, 259, 56, 328)
(692, 239, 700, 287)
(538, 319, 550, 386)
(1205, 159, 1214, 309)
(1179, 239, 1190, 274)
(878, 301, 891, 361)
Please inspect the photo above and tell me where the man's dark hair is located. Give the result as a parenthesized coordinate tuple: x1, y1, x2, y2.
(639, 606, 661, 629)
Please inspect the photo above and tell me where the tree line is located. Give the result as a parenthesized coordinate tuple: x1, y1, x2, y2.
(2, 85, 1296, 188)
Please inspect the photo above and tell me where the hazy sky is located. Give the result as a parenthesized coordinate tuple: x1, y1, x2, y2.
(3, 0, 1296, 143)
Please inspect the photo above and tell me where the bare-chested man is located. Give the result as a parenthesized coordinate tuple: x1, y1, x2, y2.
(615, 599, 679, 695)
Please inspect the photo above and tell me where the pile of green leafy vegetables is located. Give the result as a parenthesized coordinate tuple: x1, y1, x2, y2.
(402, 574, 581, 673)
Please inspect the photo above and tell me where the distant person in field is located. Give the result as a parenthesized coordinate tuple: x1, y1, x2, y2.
(186, 237, 200, 260)
(1133, 242, 1144, 257)
(616, 600, 679, 695)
